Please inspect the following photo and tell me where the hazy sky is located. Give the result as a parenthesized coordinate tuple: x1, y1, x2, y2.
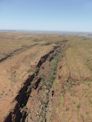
(0, 0, 92, 32)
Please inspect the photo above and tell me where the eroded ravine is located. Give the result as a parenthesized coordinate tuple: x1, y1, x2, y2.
(4, 40, 68, 122)
(0, 43, 39, 63)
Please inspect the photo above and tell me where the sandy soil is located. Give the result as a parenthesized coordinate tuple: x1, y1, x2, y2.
(0, 32, 92, 122)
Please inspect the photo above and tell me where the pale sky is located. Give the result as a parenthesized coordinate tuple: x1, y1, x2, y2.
(0, 0, 92, 32)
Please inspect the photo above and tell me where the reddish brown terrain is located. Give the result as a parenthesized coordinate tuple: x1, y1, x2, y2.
(0, 32, 92, 122)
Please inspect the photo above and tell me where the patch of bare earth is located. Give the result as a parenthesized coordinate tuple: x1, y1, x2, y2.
(0, 33, 92, 122)
(0, 42, 53, 121)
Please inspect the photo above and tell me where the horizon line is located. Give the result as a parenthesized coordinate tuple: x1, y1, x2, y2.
(0, 29, 92, 34)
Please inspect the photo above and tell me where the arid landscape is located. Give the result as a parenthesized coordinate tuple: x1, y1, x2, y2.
(0, 32, 92, 122)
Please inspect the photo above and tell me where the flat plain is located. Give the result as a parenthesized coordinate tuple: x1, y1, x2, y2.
(0, 32, 92, 122)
